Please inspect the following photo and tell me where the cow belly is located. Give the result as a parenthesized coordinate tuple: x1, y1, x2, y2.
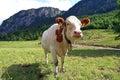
(41, 29, 56, 52)
(56, 48, 68, 57)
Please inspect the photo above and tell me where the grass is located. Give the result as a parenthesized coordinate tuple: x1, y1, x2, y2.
(76, 29, 120, 48)
(0, 40, 120, 80)
(0, 41, 40, 48)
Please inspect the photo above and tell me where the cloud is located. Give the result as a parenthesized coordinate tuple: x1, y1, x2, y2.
(0, 0, 78, 24)
(46, 0, 72, 10)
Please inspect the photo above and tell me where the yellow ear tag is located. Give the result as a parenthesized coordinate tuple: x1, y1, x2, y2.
(59, 23, 62, 28)
(82, 23, 85, 27)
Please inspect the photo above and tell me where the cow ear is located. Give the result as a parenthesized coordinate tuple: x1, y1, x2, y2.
(81, 18, 90, 27)
(55, 17, 65, 27)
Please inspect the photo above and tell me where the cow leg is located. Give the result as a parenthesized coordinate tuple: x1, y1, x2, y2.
(51, 48, 58, 77)
(44, 50, 48, 64)
(61, 56, 65, 72)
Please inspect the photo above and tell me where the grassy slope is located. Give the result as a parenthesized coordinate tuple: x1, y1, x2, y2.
(0, 40, 120, 80)
(76, 29, 120, 48)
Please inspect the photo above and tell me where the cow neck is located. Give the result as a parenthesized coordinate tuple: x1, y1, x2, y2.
(64, 27, 72, 50)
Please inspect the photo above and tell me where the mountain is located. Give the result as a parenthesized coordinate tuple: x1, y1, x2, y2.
(0, 0, 118, 41)
(63, 0, 117, 17)
(0, 7, 62, 33)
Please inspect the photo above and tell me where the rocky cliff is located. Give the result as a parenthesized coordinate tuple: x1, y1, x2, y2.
(0, 7, 62, 33)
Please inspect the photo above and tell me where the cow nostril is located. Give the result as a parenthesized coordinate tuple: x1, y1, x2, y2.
(74, 31, 81, 34)
(74, 31, 77, 34)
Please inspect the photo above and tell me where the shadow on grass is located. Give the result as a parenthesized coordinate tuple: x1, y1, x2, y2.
(68, 49, 120, 57)
(1, 63, 52, 80)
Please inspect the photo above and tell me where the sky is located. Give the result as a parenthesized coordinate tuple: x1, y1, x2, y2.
(0, 0, 80, 25)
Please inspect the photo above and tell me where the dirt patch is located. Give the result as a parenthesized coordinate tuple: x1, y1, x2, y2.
(73, 44, 120, 50)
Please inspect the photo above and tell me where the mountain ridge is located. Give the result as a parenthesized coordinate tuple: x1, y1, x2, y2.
(0, 7, 62, 33)
(63, 0, 117, 17)
(0, 0, 117, 34)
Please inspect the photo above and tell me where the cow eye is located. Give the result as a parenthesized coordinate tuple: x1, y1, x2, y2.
(66, 23, 70, 26)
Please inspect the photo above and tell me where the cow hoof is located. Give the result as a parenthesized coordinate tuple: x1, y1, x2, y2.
(60, 69, 65, 73)
(54, 72, 59, 78)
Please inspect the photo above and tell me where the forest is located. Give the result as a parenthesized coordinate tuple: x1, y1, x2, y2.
(0, 1, 119, 41)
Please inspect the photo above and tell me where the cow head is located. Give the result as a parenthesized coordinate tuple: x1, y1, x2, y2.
(56, 16, 90, 42)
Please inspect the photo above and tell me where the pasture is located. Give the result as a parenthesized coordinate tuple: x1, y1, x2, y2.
(0, 40, 120, 80)
(76, 29, 120, 48)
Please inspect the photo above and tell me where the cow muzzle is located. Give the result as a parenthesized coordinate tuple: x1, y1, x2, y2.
(73, 31, 82, 38)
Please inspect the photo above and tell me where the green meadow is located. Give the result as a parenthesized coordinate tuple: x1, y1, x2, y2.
(77, 29, 120, 48)
(0, 30, 120, 80)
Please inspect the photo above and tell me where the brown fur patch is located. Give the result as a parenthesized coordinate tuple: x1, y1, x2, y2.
(55, 28, 63, 42)
(55, 17, 66, 28)
(55, 17, 65, 42)
(81, 18, 90, 26)
(55, 17, 64, 24)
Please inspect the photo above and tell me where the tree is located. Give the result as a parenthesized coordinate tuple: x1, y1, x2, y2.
(114, 0, 120, 40)
(117, 0, 120, 19)
(114, 0, 120, 33)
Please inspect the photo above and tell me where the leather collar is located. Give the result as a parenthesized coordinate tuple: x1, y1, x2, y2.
(64, 27, 72, 50)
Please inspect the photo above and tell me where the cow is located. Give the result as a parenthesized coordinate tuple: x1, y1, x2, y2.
(41, 16, 90, 77)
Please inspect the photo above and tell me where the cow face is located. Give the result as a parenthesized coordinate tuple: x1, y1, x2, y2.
(65, 16, 90, 41)
(56, 16, 90, 42)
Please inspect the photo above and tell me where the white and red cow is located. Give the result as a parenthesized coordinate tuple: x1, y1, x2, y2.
(41, 16, 90, 77)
